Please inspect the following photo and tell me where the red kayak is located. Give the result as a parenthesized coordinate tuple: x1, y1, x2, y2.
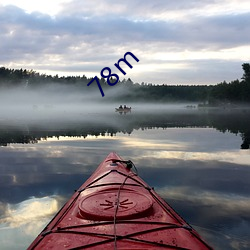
(28, 152, 213, 249)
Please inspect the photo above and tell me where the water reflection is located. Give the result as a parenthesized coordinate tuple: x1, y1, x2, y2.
(0, 196, 59, 228)
(0, 196, 62, 250)
(0, 107, 250, 149)
(0, 108, 250, 249)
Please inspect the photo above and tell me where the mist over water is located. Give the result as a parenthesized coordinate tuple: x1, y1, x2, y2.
(0, 84, 198, 125)
(0, 85, 109, 121)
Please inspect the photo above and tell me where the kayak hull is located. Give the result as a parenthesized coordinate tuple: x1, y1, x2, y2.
(28, 152, 213, 249)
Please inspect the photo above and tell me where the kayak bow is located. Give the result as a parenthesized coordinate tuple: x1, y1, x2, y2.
(28, 152, 213, 249)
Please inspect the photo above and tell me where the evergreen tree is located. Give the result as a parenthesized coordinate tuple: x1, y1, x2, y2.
(242, 63, 250, 83)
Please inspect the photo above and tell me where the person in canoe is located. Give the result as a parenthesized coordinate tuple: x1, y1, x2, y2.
(123, 105, 132, 113)
(115, 105, 132, 113)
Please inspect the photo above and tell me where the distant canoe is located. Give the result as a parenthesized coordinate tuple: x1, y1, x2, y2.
(115, 107, 132, 113)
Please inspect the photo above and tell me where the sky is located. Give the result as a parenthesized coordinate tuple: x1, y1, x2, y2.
(0, 0, 250, 85)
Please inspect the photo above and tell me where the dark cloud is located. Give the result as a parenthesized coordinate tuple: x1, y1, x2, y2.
(185, 13, 250, 49)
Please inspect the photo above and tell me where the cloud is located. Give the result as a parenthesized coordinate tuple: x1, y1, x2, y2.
(0, 1, 250, 84)
(3, 4, 249, 48)
(58, 0, 247, 19)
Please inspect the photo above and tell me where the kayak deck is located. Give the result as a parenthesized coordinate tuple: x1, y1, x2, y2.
(28, 152, 213, 249)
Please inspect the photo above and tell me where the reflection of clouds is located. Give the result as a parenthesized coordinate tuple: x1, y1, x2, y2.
(0, 196, 61, 250)
(120, 138, 185, 150)
(157, 186, 250, 216)
(157, 186, 250, 249)
(0, 196, 59, 231)
(118, 127, 243, 152)
(194, 223, 250, 250)
(118, 129, 189, 151)
(0, 202, 7, 218)
(154, 150, 250, 166)
(4, 128, 246, 172)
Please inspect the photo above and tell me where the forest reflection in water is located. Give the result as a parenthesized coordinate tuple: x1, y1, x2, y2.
(0, 106, 250, 149)
(0, 106, 250, 249)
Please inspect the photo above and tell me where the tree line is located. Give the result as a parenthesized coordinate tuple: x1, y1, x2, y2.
(208, 63, 250, 105)
(0, 63, 249, 104)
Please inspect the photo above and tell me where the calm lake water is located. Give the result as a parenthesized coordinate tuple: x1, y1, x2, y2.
(0, 104, 250, 249)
